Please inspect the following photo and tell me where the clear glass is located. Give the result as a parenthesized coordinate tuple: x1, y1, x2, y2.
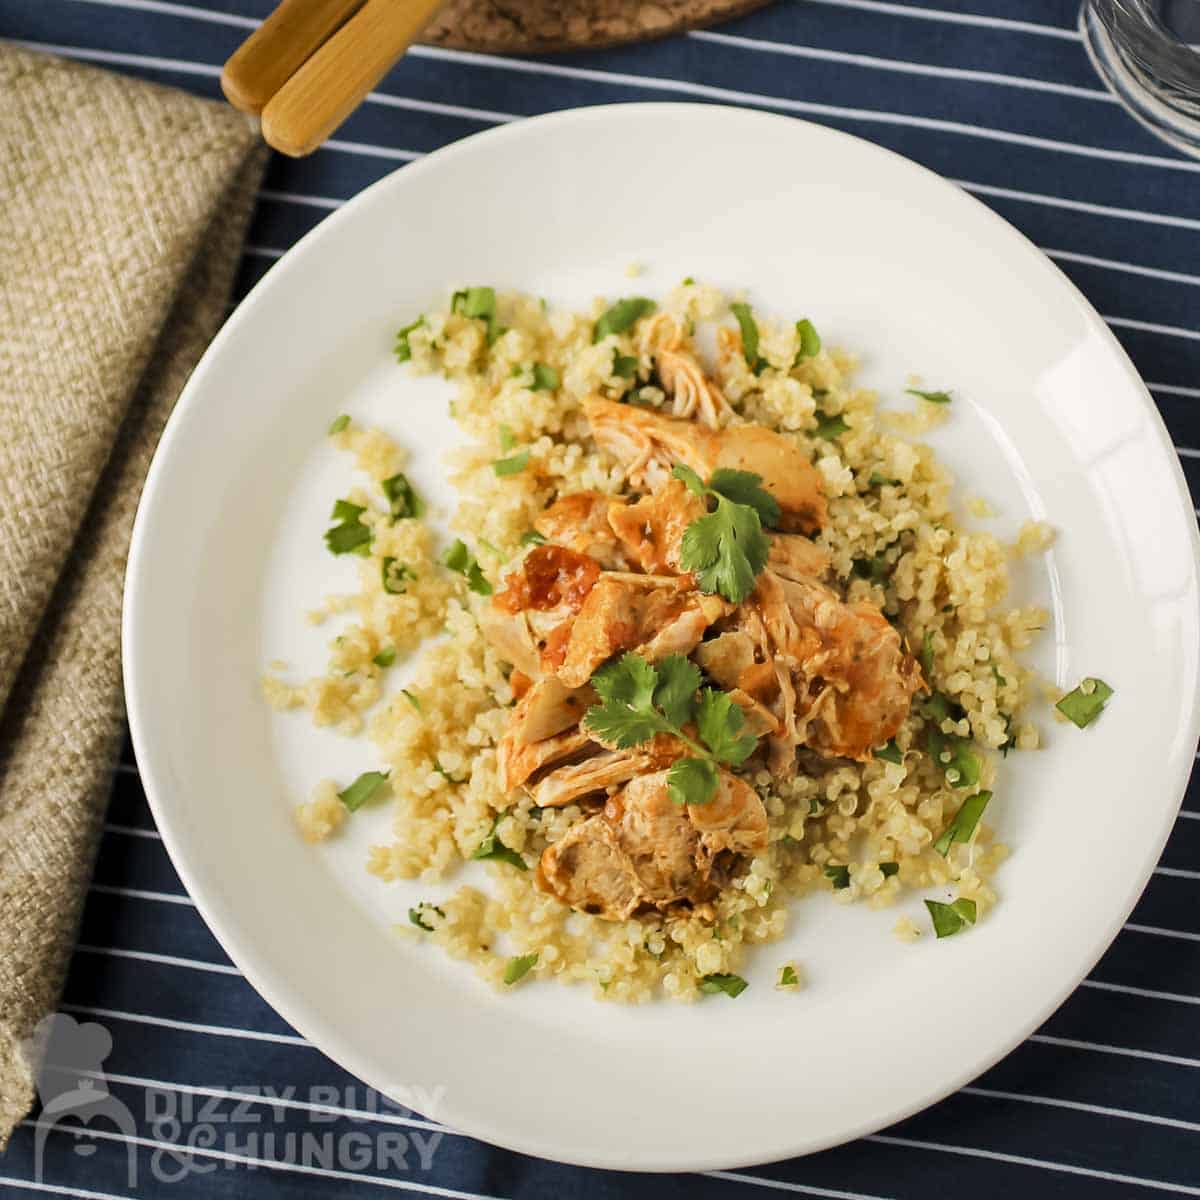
(1079, 1, 1200, 156)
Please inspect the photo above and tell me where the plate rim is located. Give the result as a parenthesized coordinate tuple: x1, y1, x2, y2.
(123, 101, 1200, 1172)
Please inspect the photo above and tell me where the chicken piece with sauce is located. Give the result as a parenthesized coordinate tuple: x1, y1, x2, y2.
(537, 768, 768, 920)
(584, 396, 827, 533)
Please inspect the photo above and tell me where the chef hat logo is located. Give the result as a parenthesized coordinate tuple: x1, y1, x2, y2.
(24, 1013, 138, 1185)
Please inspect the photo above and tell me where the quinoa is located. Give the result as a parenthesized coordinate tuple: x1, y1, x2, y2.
(265, 285, 1052, 1002)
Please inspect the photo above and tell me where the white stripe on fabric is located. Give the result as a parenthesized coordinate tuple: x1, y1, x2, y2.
(802, 0, 1082, 40)
(65, 0, 258, 27)
(0, 1178, 143, 1200)
(60, 1003, 311, 1046)
(258, 188, 344, 210)
(954, 179, 1200, 232)
(1081, 979, 1200, 1007)
(1176, 448, 1200, 459)
(1177, 808, 1200, 818)
(1152, 384, 1200, 399)
(689, 29, 1111, 100)
(1126, 922, 1200, 943)
(405, 43, 1200, 173)
(18, 1122, 501, 1200)
(704, 1173, 893, 1200)
(1032, 1033, 1200, 1069)
(74, 944, 240, 975)
(1156, 866, 1200, 880)
(866, 1133, 1200, 1195)
(1104, 316, 1200, 343)
(322, 139, 423, 161)
(101, 823, 160, 840)
(962, 1085, 1200, 1134)
(112, 762, 140, 776)
(244, 244, 285, 260)
(16, 39, 221, 76)
(88, 884, 193, 905)
(1046, 249, 1200, 288)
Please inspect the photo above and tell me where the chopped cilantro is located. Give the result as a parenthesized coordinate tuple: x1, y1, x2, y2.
(874, 739, 903, 765)
(925, 897, 977, 938)
(381, 473, 422, 519)
(443, 539, 492, 595)
(880, 862, 900, 878)
(373, 647, 396, 668)
(394, 315, 425, 363)
(612, 352, 639, 380)
(793, 318, 821, 363)
(933, 790, 992, 856)
(814, 412, 849, 440)
(698, 973, 748, 998)
(401, 687, 421, 711)
(531, 363, 559, 391)
(452, 286, 503, 345)
(520, 529, 547, 547)
(730, 302, 766, 373)
(868, 471, 901, 488)
(408, 903, 444, 932)
(824, 864, 851, 889)
(920, 630, 935, 680)
(324, 499, 372, 556)
(907, 388, 952, 404)
(498, 424, 517, 452)
(593, 297, 656, 343)
(493, 451, 530, 477)
(777, 964, 799, 988)
(504, 953, 538, 985)
(381, 557, 413, 595)
(472, 813, 527, 870)
(1056, 678, 1113, 729)
(338, 770, 389, 812)
(327, 414, 350, 435)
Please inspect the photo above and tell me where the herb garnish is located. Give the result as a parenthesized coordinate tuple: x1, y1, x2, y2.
(520, 529, 547, 547)
(394, 315, 425, 363)
(673, 465, 778, 604)
(472, 812, 527, 870)
(699, 973, 748, 997)
(880, 862, 900, 878)
(925, 897, 977, 938)
(452, 286, 503, 345)
(730, 302, 766, 373)
(1056, 678, 1113, 729)
(504, 953, 538, 985)
(814, 412, 849, 440)
(612, 352, 639, 380)
(382, 473, 422, 519)
(381, 558, 413, 595)
(869, 471, 900, 488)
(593, 297, 656, 343)
(582, 653, 758, 807)
(401, 688, 421, 712)
(923, 692, 980, 789)
(824, 864, 851, 889)
(933, 790, 991, 856)
(777, 965, 799, 988)
(328, 414, 350, 435)
(324, 499, 372, 556)
(493, 451, 530, 477)
(408, 903, 444, 932)
(907, 388, 952, 404)
(793, 318, 821, 363)
(338, 770, 389, 812)
(920, 631, 935, 680)
(373, 647, 397, 668)
(443, 538, 492, 595)
(873, 739, 903, 765)
(531, 363, 559, 391)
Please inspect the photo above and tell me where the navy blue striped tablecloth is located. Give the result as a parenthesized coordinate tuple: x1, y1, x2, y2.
(2, 1, 1199, 1197)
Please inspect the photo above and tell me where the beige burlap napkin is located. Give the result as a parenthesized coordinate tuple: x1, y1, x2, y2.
(0, 43, 269, 1146)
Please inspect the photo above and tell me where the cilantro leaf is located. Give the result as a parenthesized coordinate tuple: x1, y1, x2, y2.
(381, 557, 413, 595)
(824, 864, 851, 889)
(666, 757, 719, 806)
(907, 388, 952, 404)
(814, 411, 849, 440)
(1056, 677, 1113, 729)
(408, 903, 444, 932)
(338, 770, 389, 812)
(698, 973, 748, 997)
(671, 463, 707, 498)
(381, 473, 422, 520)
(612, 352, 639, 380)
(493, 451, 530, 477)
(328, 413, 350, 435)
(452, 286, 503, 345)
(680, 498, 770, 605)
(593, 297, 656, 343)
(920, 630, 935, 680)
(472, 814, 527, 870)
(707, 468, 781, 528)
(730, 302, 765, 372)
(401, 687, 421, 710)
(443, 539, 492, 595)
(793, 318, 821, 363)
(531, 363, 559, 391)
(520, 528, 546, 547)
(873, 739, 903, 765)
(324, 500, 372, 556)
(653, 655, 702, 727)
(504, 952, 538, 985)
(695, 689, 757, 765)
(925, 897, 977, 938)
(777, 964, 799, 988)
(394, 315, 425, 363)
(933, 790, 992, 856)
(499, 424, 517, 452)
(880, 861, 900, 878)
(591, 652, 659, 710)
(869, 471, 900, 488)
(373, 647, 397, 668)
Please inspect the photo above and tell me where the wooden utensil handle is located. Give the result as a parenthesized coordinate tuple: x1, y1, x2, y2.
(261, 0, 445, 158)
(221, 0, 364, 115)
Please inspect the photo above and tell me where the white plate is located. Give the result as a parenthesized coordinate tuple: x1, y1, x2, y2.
(124, 103, 1200, 1171)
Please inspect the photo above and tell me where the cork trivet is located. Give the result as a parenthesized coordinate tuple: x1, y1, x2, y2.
(420, 0, 775, 54)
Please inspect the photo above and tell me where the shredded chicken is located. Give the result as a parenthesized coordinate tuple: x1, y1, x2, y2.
(606, 477, 706, 574)
(584, 396, 827, 533)
(537, 769, 768, 920)
(535, 492, 627, 569)
(656, 348, 735, 428)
